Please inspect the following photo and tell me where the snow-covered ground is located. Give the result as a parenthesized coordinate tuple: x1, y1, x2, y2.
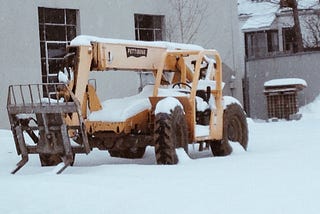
(1, 95, 320, 214)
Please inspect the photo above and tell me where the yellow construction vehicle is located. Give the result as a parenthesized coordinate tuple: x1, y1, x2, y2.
(7, 36, 248, 173)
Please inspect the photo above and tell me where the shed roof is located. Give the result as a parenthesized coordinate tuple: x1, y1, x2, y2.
(264, 78, 307, 93)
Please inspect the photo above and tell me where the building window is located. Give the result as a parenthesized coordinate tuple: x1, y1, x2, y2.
(282, 27, 298, 53)
(134, 14, 164, 41)
(265, 92, 297, 120)
(267, 30, 279, 52)
(264, 80, 306, 120)
(38, 7, 78, 84)
(245, 30, 279, 58)
(245, 31, 266, 58)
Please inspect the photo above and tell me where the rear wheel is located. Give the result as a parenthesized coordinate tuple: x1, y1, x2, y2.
(154, 106, 188, 164)
(210, 103, 248, 156)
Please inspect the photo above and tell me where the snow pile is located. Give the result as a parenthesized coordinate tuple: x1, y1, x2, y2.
(89, 81, 240, 122)
(40, 97, 65, 103)
(195, 96, 210, 112)
(88, 85, 188, 122)
(58, 67, 73, 84)
(154, 97, 184, 115)
(71, 35, 203, 51)
(58, 71, 69, 84)
(223, 96, 243, 109)
(195, 125, 210, 137)
(300, 94, 320, 119)
(197, 79, 224, 90)
(88, 85, 153, 122)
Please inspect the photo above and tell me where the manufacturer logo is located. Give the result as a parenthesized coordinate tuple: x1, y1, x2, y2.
(126, 47, 148, 58)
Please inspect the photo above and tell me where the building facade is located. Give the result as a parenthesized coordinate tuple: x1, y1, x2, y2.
(238, 0, 320, 119)
(1, 0, 243, 128)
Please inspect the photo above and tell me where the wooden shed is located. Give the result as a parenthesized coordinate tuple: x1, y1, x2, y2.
(264, 78, 307, 120)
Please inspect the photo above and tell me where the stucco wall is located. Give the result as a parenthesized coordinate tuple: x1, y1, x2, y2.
(246, 51, 320, 119)
(0, 1, 41, 129)
(1, 0, 242, 128)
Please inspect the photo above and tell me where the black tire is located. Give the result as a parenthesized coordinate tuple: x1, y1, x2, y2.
(210, 140, 233, 156)
(171, 106, 189, 154)
(39, 154, 62, 166)
(108, 147, 146, 159)
(154, 105, 188, 164)
(210, 103, 248, 156)
(39, 153, 75, 166)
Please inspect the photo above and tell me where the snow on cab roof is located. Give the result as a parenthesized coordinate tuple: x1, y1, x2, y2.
(70, 35, 204, 51)
(264, 78, 307, 87)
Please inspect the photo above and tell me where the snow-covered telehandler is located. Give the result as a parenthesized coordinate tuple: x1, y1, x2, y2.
(7, 36, 248, 173)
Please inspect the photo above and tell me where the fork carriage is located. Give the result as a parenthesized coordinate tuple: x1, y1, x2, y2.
(7, 84, 90, 173)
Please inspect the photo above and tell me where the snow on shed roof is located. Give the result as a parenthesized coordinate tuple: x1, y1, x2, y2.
(70, 35, 204, 51)
(264, 78, 307, 87)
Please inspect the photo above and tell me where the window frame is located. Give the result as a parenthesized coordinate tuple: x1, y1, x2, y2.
(282, 27, 298, 53)
(38, 7, 79, 84)
(245, 30, 279, 59)
(134, 14, 164, 41)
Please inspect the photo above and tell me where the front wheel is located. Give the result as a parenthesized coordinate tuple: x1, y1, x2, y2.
(39, 153, 75, 166)
(154, 105, 188, 164)
(39, 154, 62, 166)
(210, 103, 248, 156)
(108, 147, 146, 159)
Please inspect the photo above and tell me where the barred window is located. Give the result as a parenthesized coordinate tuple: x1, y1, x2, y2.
(38, 7, 78, 84)
(134, 14, 164, 41)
